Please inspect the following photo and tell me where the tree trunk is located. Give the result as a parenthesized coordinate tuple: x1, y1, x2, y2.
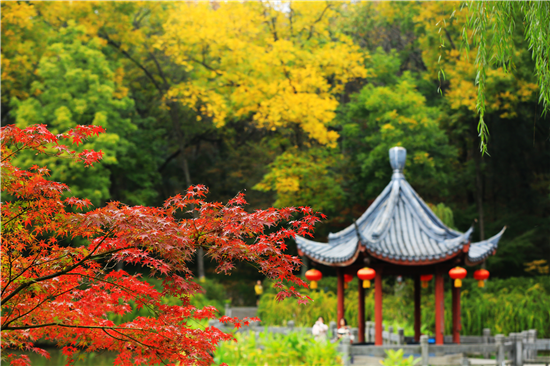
(169, 103, 205, 280)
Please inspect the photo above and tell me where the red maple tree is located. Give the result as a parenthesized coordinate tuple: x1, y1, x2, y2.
(0, 124, 323, 366)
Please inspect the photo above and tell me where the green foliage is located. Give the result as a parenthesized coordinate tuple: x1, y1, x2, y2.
(382, 349, 420, 366)
(340, 54, 457, 198)
(458, 277, 550, 337)
(466, 1, 550, 153)
(258, 278, 417, 335)
(428, 203, 456, 229)
(254, 147, 346, 212)
(213, 331, 341, 366)
(11, 23, 161, 206)
(258, 276, 550, 338)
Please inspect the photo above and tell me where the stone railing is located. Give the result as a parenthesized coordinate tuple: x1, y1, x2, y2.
(217, 309, 548, 366)
(343, 329, 549, 366)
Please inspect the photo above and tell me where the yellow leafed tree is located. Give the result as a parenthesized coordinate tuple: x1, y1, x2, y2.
(415, 2, 539, 119)
(158, 1, 368, 147)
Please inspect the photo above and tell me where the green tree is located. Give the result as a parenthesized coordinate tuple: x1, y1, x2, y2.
(340, 49, 457, 200)
(11, 24, 161, 206)
(254, 147, 346, 213)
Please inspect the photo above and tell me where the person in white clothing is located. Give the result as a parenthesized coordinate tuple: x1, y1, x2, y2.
(336, 318, 354, 343)
(311, 316, 328, 342)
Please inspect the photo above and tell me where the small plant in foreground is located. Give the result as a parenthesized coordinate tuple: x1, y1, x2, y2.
(381, 349, 420, 366)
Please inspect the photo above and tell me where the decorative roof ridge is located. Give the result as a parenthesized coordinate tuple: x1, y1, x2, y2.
(327, 182, 392, 241)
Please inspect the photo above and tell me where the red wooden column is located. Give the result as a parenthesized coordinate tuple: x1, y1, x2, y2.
(434, 269, 445, 345)
(337, 268, 345, 327)
(414, 275, 421, 342)
(452, 283, 461, 344)
(374, 269, 383, 345)
(358, 277, 365, 343)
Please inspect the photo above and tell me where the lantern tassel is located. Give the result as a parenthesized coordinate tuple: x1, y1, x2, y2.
(421, 281, 428, 288)
(310, 281, 318, 290)
(454, 279, 462, 288)
(363, 280, 371, 288)
(478, 280, 485, 288)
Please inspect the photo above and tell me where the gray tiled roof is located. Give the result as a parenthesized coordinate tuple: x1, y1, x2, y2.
(467, 227, 506, 264)
(296, 147, 505, 265)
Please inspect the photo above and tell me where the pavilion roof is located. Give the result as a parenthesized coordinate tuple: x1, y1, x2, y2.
(296, 147, 506, 266)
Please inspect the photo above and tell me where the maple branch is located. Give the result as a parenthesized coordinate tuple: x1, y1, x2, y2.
(2, 285, 80, 329)
(2, 323, 147, 331)
(1, 246, 45, 296)
(1, 143, 32, 163)
(102, 329, 171, 366)
(107, 328, 156, 351)
(2, 250, 78, 297)
(2, 226, 116, 304)
(1, 206, 32, 227)
(66, 273, 163, 318)
(106, 328, 172, 366)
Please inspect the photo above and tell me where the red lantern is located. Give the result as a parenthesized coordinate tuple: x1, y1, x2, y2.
(420, 274, 433, 288)
(344, 274, 353, 289)
(473, 269, 490, 288)
(449, 267, 467, 288)
(357, 267, 376, 288)
(305, 269, 322, 290)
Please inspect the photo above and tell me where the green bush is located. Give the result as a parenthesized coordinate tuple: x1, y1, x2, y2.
(214, 330, 341, 365)
(381, 349, 420, 366)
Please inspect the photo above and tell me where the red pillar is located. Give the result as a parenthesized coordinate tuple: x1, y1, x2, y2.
(358, 277, 365, 343)
(452, 284, 461, 344)
(435, 269, 445, 345)
(337, 268, 345, 328)
(375, 269, 383, 346)
(414, 275, 421, 342)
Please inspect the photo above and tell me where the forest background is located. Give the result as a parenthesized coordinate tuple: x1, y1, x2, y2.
(2, 1, 549, 306)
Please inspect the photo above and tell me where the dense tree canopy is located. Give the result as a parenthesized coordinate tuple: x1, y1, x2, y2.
(1, 0, 548, 300)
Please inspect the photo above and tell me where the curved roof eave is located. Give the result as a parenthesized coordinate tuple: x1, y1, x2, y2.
(466, 227, 507, 265)
(295, 234, 361, 266)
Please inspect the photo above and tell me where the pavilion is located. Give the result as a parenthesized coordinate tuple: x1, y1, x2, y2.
(296, 147, 505, 345)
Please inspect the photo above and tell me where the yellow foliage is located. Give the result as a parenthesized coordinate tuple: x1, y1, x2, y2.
(524, 259, 550, 275)
(415, 2, 537, 118)
(158, 1, 367, 145)
(275, 177, 300, 193)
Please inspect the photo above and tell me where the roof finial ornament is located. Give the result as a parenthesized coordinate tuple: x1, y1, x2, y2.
(389, 146, 406, 179)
